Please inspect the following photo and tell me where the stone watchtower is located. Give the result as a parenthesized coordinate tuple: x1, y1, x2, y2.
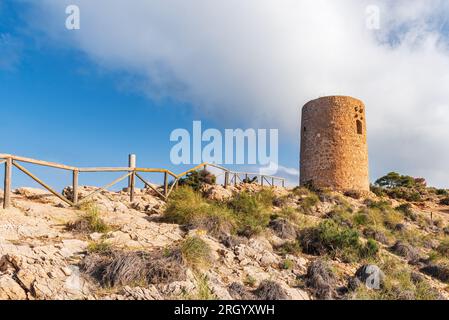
(300, 96, 369, 191)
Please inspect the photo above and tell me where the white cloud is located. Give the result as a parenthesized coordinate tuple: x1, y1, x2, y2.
(23, 0, 449, 187)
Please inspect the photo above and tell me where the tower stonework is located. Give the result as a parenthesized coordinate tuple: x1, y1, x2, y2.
(300, 96, 369, 191)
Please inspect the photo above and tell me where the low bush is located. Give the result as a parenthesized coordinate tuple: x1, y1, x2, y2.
(360, 239, 380, 258)
(344, 190, 363, 199)
(440, 197, 449, 206)
(370, 184, 386, 197)
(192, 274, 216, 300)
(164, 186, 235, 236)
(67, 203, 111, 234)
(178, 169, 216, 191)
(281, 259, 294, 270)
(420, 263, 449, 283)
(87, 241, 112, 254)
(350, 257, 441, 300)
(436, 239, 449, 258)
(300, 220, 377, 262)
(253, 280, 288, 300)
(274, 207, 316, 228)
(300, 194, 320, 214)
(165, 187, 278, 239)
(360, 200, 403, 231)
(436, 189, 448, 196)
(387, 187, 422, 202)
(326, 204, 355, 228)
(228, 191, 272, 237)
(179, 236, 213, 269)
(395, 203, 417, 221)
(390, 241, 421, 264)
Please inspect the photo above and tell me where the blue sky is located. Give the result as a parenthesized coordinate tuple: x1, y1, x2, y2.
(0, 1, 297, 190)
(1, 0, 449, 190)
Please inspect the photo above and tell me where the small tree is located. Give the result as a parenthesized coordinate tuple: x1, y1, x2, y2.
(375, 172, 418, 189)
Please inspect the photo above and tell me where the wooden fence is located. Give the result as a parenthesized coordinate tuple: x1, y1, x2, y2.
(0, 153, 285, 209)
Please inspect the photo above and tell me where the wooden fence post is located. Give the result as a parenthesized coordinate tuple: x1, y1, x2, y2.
(224, 171, 229, 188)
(164, 172, 168, 196)
(128, 154, 136, 188)
(72, 169, 79, 205)
(261, 175, 264, 187)
(234, 173, 237, 187)
(282, 179, 285, 188)
(3, 157, 12, 209)
(128, 154, 136, 202)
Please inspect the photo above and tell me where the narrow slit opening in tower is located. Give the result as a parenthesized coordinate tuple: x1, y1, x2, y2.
(356, 120, 363, 135)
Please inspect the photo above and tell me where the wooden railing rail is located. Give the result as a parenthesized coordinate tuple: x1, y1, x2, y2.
(0, 154, 286, 209)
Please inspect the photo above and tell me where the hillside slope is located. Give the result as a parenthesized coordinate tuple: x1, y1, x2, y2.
(1, 183, 449, 300)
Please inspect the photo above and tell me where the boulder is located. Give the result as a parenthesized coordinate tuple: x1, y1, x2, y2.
(0, 276, 27, 300)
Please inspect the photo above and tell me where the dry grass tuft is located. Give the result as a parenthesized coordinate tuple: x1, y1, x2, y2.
(253, 280, 289, 300)
(80, 247, 186, 287)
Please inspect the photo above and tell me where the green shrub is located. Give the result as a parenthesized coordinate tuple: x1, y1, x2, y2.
(281, 259, 294, 270)
(275, 207, 316, 229)
(164, 186, 235, 236)
(387, 188, 422, 202)
(301, 220, 378, 262)
(360, 239, 380, 258)
(194, 274, 216, 300)
(362, 200, 403, 231)
(178, 169, 216, 191)
(228, 191, 272, 237)
(301, 194, 320, 210)
(440, 197, 449, 206)
(370, 184, 386, 197)
(179, 236, 212, 269)
(395, 203, 417, 221)
(293, 186, 321, 210)
(87, 241, 112, 254)
(244, 275, 257, 287)
(436, 189, 448, 196)
(366, 199, 392, 211)
(436, 239, 449, 258)
(67, 203, 111, 234)
(350, 257, 440, 300)
(317, 220, 360, 251)
(292, 186, 311, 197)
(327, 204, 355, 227)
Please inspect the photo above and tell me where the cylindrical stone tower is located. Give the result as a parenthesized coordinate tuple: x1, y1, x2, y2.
(300, 96, 369, 191)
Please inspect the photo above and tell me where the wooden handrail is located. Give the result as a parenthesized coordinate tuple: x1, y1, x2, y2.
(1, 153, 287, 209)
(13, 161, 74, 206)
(78, 167, 134, 172)
(0, 153, 285, 182)
(0, 154, 76, 171)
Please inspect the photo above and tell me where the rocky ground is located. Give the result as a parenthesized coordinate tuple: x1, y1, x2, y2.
(1, 182, 449, 300)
